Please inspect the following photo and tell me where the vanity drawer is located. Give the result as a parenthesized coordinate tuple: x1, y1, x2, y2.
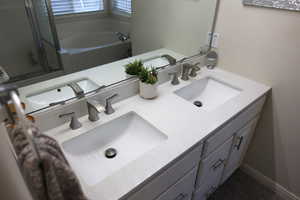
(156, 167, 198, 200)
(202, 96, 265, 158)
(126, 144, 202, 200)
(221, 117, 259, 184)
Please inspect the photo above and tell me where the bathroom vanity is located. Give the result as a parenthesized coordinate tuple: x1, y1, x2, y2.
(1, 1, 271, 200)
(43, 66, 270, 200)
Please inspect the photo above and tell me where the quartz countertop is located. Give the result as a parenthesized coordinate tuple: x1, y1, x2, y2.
(45, 67, 270, 200)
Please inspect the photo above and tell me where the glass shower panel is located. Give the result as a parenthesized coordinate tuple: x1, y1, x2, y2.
(31, 0, 55, 45)
(31, 0, 62, 70)
(0, 0, 46, 80)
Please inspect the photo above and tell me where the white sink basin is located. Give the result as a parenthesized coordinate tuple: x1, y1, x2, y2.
(62, 112, 168, 186)
(26, 79, 99, 110)
(174, 77, 241, 111)
(143, 56, 170, 68)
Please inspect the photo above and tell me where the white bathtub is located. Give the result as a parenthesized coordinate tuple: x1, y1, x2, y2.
(57, 17, 131, 72)
(60, 31, 131, 72)
(61, 31, 125, 52)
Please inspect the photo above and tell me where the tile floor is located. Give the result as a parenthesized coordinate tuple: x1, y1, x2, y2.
(208, 170, 284, 200)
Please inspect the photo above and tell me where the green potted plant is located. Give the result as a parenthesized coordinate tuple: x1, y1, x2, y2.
(125, 60, 143, 78)
(138, 66, 158, 99)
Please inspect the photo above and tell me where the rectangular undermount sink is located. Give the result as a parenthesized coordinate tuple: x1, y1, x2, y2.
(174, 77, 242, 111)
(62, 112, 168, 186)
(26, 79, 99, 110)
(143, 56, 170, 68)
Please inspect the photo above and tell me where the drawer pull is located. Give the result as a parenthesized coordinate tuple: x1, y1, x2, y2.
(174, 193, 187, 200)
(235, 136, 244, 150)
(211, 159, 225, 171)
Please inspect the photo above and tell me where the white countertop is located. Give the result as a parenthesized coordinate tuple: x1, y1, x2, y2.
(45, 67, 270, 200)
(19, 49, 185, 113)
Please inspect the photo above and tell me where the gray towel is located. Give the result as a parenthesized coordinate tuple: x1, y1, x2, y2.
(11, 124, 88, 200)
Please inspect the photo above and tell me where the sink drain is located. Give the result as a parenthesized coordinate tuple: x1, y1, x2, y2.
(105, 148, 117, 159)
(193, 101, 203, 108)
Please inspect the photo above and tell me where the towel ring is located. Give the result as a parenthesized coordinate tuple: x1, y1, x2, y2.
(10, 91, 40, 160)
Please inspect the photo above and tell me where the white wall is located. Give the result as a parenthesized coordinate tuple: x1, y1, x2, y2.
(131, 0, 217, 57)
(215, 1, 300, 197)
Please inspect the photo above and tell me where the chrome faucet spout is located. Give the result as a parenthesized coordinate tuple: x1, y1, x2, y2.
(115, 32, 130, 42)
(161, 54, 177, 65)
(87, 100, 105, 122)
(68, 82, 84, 98)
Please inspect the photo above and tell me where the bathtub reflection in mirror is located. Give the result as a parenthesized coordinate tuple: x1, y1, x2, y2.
(56, 15, 132, 73)
(1, 0, 220, 113)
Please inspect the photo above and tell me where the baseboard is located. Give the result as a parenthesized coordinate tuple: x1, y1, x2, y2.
(241, 164, 300, 200)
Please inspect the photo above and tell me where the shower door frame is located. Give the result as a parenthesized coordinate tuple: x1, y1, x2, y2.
(21, 0, 63, 80)
(24, 0, 50, 73)
(43, 0, 61, 52)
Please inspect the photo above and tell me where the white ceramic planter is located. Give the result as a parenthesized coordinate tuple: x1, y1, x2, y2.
(139, 81, 158, 99)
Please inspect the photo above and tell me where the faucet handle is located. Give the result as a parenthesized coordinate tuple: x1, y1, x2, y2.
(168, 71, 180, 85)
(190, 63, 201, 77)
(105, 93, 119, 115)
(59, 112, 82, 130)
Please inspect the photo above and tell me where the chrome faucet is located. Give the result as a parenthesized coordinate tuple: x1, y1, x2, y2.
(59, 112, 82, 130)
(181, 63, 201, 80)
(169, 71, 180, 85)
(161, 54, 177, 65)
(115, 32, 130, 42)
(87, 100, 105, 122)
(0, 66, 10, 84)
(181, 64, 193, 81)
(68, 82, 84, 98)
(86, 93, 118, 122)
(189, 63, 201, 77)
(105, 93, 118, 115)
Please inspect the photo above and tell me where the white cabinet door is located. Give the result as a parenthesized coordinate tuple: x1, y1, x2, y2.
(202, 96, 266, 158)
(221, 117, 258, 183)
(194, 137, 233, 200)
(127, 145, 202, 200)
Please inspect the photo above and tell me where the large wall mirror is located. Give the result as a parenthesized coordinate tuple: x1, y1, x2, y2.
(0, 0, 219, 114)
